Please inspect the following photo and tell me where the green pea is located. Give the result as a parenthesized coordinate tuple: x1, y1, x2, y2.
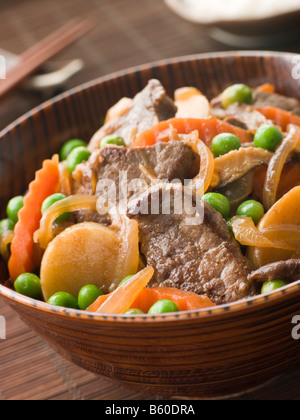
(14, 273, 42, 299)
(0, 219, 15, 235)
(222, 84, 253, 109)
(66, 146, 91, 173)
(211, 133, 241, 157)
(202, 193, 231, 219)
(100, 135, 125, 149)
(261, 279, 287, 295)
(60, 139, 87, 161)
(254, 125, 284, 152)
(236, 200, 265, 225)
(148, 299, 179, 315)
(47, 292, 79, 309)
(78, 285, 104, 310)
(41, 193, 70, 222)
(7, 196, 24, 223)
(119, 275, 134, 287)
(124, 309, 145, 315)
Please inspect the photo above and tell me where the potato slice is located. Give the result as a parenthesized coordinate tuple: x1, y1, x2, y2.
(104, 97, 133, 123)
(41, 222, 124, 301)
(247, 186, 300, 268)
(175, 87, 210, 119)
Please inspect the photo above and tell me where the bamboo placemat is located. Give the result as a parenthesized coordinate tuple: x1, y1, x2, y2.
(1, 0, 300, 400)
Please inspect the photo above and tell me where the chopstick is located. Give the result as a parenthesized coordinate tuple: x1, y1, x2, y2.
(0, 18, 93, 99)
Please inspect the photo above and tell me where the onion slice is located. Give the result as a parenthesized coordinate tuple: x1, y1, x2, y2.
(263, 124, 300, 211)
(216, 170, 254, 212)
(109, 212, 140, 289)
(138, 130, 215, 197)
(0, 231, 14, 262)
(184, 130, 215, 195)
(97, 266, 154, 314)
(231, 216, 300, 251)
(35, 195, 98, 249)
(139, 164, 162, 186)
(58, 162, 72, 196)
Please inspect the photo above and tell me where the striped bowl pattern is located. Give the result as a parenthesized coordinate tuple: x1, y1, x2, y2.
(1, 52, 300, 398)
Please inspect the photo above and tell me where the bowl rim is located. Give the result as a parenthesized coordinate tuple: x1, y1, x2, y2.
(1, 50, 300, 324)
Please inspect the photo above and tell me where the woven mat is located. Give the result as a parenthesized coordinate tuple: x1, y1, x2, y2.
(1, 0, 300, 400)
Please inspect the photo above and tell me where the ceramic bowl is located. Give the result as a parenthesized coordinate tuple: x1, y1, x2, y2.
(1, 51, 300, 399)
(164, 0, 300, 48)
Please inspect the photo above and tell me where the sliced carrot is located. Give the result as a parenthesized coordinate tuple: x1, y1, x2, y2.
(96, 267, 154, 314)
(131, 287, 214, 312)
(8, 156, 60, 281)
(104, 97, 133, 123)
(253, 162, 300, 204)
(252, 166, 268, 203)
(133, 118, 253, 148)
(87, 286, 214, 313)
(257, 107, 300, 131)
(256, 84, 275, 94)
(87, 294, 109, 312)
(277, 162, 300, 199)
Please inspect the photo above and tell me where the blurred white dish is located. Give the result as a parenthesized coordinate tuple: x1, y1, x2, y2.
(165, 0, 300, 24)
(165, 0, 300, 47)
(0, 48, 84, 96)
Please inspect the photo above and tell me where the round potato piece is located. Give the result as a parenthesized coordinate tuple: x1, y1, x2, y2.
(41, 222, 122, 301)
(175, 87, 210, 119)
(248, 186, 300, 268)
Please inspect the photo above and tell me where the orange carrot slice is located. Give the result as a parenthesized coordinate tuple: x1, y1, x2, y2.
(87, 284, 215, 313)
(8, 156, 60, 281)
(256, 84, 275, 94)
(133, 118, 253, 148)
(95, 267, 154, 314)
(253, 162, 300, 204)
(257, 107, 300, 132)
(130, 287, 214, 312)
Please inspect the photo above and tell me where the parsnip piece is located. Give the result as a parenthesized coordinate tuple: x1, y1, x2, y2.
(41, 222, 137, 301)
(104, 97, 133, 123)
(175, 87, 211, 119)
(247, 186, 300, 268)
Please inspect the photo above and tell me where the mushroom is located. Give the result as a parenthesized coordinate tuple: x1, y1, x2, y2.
(212, 146, 273, 189)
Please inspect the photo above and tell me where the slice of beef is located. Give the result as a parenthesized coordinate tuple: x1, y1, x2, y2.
(72, 141, 199, 223)
(252, 91, 300, 115)
(73, 141, 198, 198)
(88, 79, 177, 150)
(211, 104, 271, 131)
(248, 259, 300, 284)
(127, 183, 254, 305)
(211, 89, 300, 128)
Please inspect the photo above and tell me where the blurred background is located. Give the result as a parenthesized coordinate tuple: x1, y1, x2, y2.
(1, 0, 300, 401)
(1, 0, 300, 131)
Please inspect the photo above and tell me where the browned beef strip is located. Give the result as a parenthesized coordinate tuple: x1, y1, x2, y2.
(127, 183, 254, 305)
(73, 141, 198, 197)
(211, 90, 300, 128)
(88, 79, 177, 150)
(248, 259, 300, 284)
(72, 141, 199, 223)
(252, 91, 300, 115)
(211, 104, 270, 131)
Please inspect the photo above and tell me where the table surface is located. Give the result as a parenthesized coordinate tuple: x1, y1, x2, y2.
(1, 0, 300, 401)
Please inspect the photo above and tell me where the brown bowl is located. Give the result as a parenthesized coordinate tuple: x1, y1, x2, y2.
(1, 51, 300, 399)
